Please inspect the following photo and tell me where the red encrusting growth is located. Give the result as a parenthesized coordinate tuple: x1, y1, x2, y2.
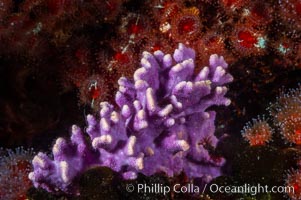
(296, 2, 301, 15)
(0, 0, 13, 22)
(75, 48, 90, 65)
(62, 59, 90, 89)
(220, 0, 248, 10)
(247, 2, 273, 26)
(179, 18, 195, 34)
(152, 43, 162, 52)
(127, 18, 143, 35)
(106, 0, 117, 11)
(196, 32, 233, 68)
(143, 35, 174, 54)
(47, 0, 69, 15)
(114, 52, 130, 64)
(278, 0, 301, 30)
(159, 1, 180, 21)
(107, 44, 138, 78)
(98, 0, 123, 21)
(237, 30, 256, 48)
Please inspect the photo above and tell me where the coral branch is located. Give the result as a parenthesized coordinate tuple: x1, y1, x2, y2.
(29, 44, 233, 194)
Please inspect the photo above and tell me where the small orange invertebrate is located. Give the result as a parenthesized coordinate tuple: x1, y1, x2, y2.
(170, 7, 201, 42)
(0, 147, 34, 200)
(285, 169, 301, 200)
(268, 86, 301, 144)
(230, 26, 267, 56)
(79, 74, 109, 110)
(241, 116, 273, 146)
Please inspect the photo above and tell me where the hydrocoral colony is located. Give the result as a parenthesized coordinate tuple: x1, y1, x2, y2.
(29, 44, 233, 193)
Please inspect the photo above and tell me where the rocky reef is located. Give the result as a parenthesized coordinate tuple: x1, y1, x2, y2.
(0, 0, 300, 199)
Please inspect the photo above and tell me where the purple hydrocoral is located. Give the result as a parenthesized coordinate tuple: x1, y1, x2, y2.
(29, 43, 233, 193)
